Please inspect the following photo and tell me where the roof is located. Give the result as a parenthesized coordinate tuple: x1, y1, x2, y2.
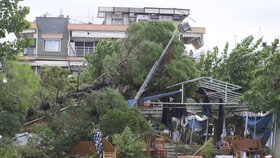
(98, 6, 190, 18)
(68, 24, 128, 32)
(72, 31, 127, 38)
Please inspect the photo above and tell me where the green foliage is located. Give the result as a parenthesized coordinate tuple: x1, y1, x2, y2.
(0, 62, 40, 113)
(243, 39, 280, 117)
(85, 21, 199, 98)
(82, 88, 150, 136)
(113, 127, 145, 158)
(199, 138, 215, 158)
(0, 145, 21, 158)
(198, 36, 263, 91)
(158, 57, 198, 93)
(0, 62, 39, 136)
(198, 35, 280, 122)
(0, 138, 21, 158)
(83, 87, 129, 122)
(83, 40, 123, 81)
(0, 111, 24, 136)
(174, 143, 201, 156)
(24, 88, 150, 157)
(17, 137, 49, 158)
(30, 112, 93, 158)
(0, 0, 30, 61)
(100, 108, 150, 136)
(158, 123, 167, 131)
(31, 123, 56, 147)
(39, 66, 72, 107)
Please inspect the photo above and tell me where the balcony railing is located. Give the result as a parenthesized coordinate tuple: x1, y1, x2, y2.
(68, 46, 95, 57)
(21, 48, 36, 56)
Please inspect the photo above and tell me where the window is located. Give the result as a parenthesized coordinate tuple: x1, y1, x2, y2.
(44, 39, 61, 52)
(160, 15, 172, 21)
(74, 41, 95, 56)
(112, 14, 123, 25)
(151, 14, 159, 20)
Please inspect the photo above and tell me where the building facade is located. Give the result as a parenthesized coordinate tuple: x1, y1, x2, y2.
(19, 6, 205, 73)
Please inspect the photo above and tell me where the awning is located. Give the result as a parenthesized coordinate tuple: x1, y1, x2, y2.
(72, 31, 127, 39)
(22, 29, 36, 34)
(26, 60, 83, 67)
(41, 34, 63, 39)
(180, 34, 204, 49)
(181, 32, 202, 38)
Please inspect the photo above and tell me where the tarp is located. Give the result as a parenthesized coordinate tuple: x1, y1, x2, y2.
(198, 88, 212, 117)
(247, 113, 273, 131)
(243, 113, 273, 145)
(188, 115, 207, 132)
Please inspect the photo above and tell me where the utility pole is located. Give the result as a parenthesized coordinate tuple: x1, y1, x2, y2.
(76, 68, 81, 92)
(132, 19, 192, 106)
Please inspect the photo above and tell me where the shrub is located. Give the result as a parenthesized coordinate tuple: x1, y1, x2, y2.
(0, 138, 21, 158)
(113, 127, 145, 158)
(0, 145, 21, 158)
(199, 138, 215, 158)
(100, 108, 150, 136)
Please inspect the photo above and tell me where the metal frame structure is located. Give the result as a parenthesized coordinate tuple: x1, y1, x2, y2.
(165, 76, 243, 107)
(143, 77, 245, 143)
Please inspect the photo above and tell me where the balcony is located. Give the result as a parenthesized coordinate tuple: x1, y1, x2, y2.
(22, 48, 36, 56)
(19, 48, 37, 61)
(68, 46, 95, 57)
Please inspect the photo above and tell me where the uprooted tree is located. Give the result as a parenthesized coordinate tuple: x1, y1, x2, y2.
(84, 21, 199, 98)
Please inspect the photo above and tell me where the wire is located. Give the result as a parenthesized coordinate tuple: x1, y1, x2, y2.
(174, 8, 196, 22)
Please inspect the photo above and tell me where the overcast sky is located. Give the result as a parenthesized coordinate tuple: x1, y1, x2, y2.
(20, 0, 280, 51)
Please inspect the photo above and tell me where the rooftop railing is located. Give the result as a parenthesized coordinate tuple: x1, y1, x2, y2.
(68, 46, 95, 57)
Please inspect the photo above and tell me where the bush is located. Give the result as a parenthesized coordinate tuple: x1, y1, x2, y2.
(0, 145, 21, 158)
(0, 138, 21, 158)
(113, 127, 145, 158)
(199, 138, 215, 158)
(158, 123, 167, 131)
(174, 143, 201, 155)
(100, 108, 150, 136)
(17, 137, 49, 158)
(0, 111, 24, 136)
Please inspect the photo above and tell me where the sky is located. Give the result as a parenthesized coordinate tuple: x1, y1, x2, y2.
(20, 0, 280, 52)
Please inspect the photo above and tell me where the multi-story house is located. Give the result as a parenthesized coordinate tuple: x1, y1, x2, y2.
(19, 6, 205, 74)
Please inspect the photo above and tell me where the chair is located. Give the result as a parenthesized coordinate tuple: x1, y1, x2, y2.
(142, 137, 155, 157)
(155, 138, 167, 158)
(219, 141, 230, 155)
(103, 151, 116, 158)
(225, 135, 242, 154)
(232, 139, 265, 158)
